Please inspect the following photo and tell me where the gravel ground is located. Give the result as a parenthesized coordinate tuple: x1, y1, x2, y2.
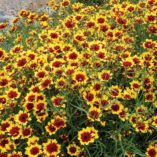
(0, 0, 48, 22)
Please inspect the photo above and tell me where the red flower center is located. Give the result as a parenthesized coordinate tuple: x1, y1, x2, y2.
(89, 110, 99, 119)
(17, 58, 27, 67)
(137, 122, 146, 131)
(53, 119, 65, 128)
(65, 20, 75, 29)
(28, 95, 35, 102)
(8, 91, 18, 99)
(101, 73, 110, 80)
(22, 128, 31, 136)
(111, 104, 120, 111)
(85, 93, 94, 102)
(97, 18, 105, 23)
(50, 33, 58, 39)
(10, 126, 20, 137)
(81, 131, 93, 143)
(48, 125, 56, 132)
(90, 44, 100, 51)
(19, 113, 28, 123)
(75, 74, 86, 82)
(69, 146, 77, 153)
(26, 102, 34, 110)
(37, 72, 45, 78)
(123, 61, 132, 68)
(53, 97, 63, 106)
(46, 143, 58, 154)
(68, 52, 78, 59)
(10, 154, 21, 157)
(0, 79, 8, 87)
(52, 61, 62, 68)
(42, 79, 51, 88)
(110, 88, 119, 97)
(30, 147, 40, 155)
(0, 50, 4, 58)
(148, 148, 157, 157)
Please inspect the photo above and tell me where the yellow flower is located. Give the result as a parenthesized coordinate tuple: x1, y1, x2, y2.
(87, 106, 101, 121)
(134, 121, 149, 133)
(61, 0, 70, 8)
(73, 71, 88, 84)
(130, 80, 141, 91)
(110, 101, 124, 115)
(48, 30, 60, 40)
(15, 111, 30, 125)
(95, 14, 106, 24)
(7, 124, 21, 139)
(83, 90, 96, 104)
(146, 145, 157, 157)
(109, 85, 122, 98)
(152, 116, 157, 128)
(27, 136, 39, 146)
(45, 122, 57, 136)
(98, 70, 112, 81)
(55, 77, 67, 89)
(25, 144, 42, 157)
(51, 95, 65, 107)
(43, 139, 61, 156)
(67, 143, 81, 156)
(0, 48, 6, 60)
(9, 151, 22, 157)
(78, 127, 99, 145)
(122, 87, 137, 100)
(121, 57, 134, 68)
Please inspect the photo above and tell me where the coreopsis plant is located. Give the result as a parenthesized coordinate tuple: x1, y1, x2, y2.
(0, 0, 157, 156)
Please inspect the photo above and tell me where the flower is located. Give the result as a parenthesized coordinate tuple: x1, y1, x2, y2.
(109, 85, 122, 98)
(99, 70, 112, 81)
(8, 152, 22, 157)
(15, 111, 30, 125)
(51, 96, 65, 107)
(40, 78, 52, 89)
(134, 121, 149, 133)
(121, 58, 134, 68)
(45, 123, 57, 135)
(48, 30, 59, 40)
(130, 80, 141, 91)
(25, 144, 42, 157)
(146, 146, 157, 157)
(0, 22, 8, 30)
(7, 89, 19, 99)
(83, 90, 96, 104)
(0, 77, 9, 88)
(78, 127, 99, 145)
(1, 0, 157, 156)
(52, 116, 66, 130)
(152, 116, 157, 128)
(43, 139, 61, 156)
(111, 101, 124, 114)
(61, 0, 70, 7)
(87, 106, 101, 121)
(64, 18, 76, 29)
(21, 127, 32, 138)
(0, 49, 6, 60)
(67, 143, 81, 156)
(27, 136, 39, 146)
(51, 59, 64, 68)
(7, 125, 21, 139)
(73, 71, 88, 84)
(16, 58, 27, 67)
